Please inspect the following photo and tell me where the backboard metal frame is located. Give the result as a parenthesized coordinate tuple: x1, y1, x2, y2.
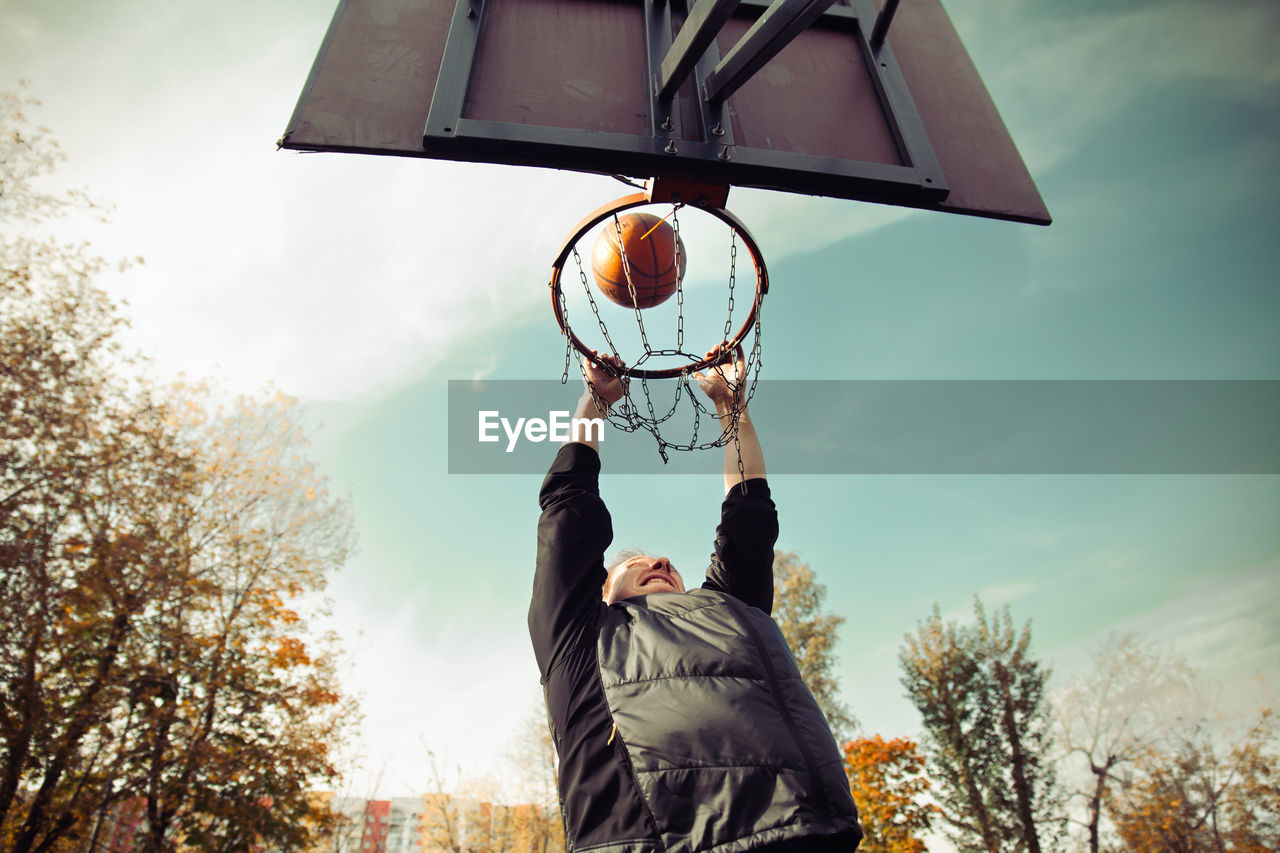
(282, 0, 1050, 225)
(422, 0, 946, 205)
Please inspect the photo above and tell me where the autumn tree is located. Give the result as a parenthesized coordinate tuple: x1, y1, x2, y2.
(772, 550, 858, 741)
(1107, 707, 1279, 851)
(1054, 633, 1280, 851)
(1053, 633, 1197, 851)
(1, 82, 188, 853)
(899, 599, 1064, 852)
(1, 85, 357, 853)
(843, 735, 934, 853)
(420, 708, 565, 853)
(123, 385, 357, 853)
(418, 749, 499, 853)
(491, 706, 565, 853)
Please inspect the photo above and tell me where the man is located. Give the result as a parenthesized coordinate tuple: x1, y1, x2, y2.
(530, 346, 862, 853)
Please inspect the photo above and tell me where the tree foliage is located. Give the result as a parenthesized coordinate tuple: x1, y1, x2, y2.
(493, 707, 564, 852)
(1107, 707, 1279, 852)
(418, 740, 564, 853)
(1, 84, 357, 853)
(1052, 632, 1280, 851)
(899, 599, 1063, 852)
(1053, 633, 1197, 851)
(772, 550, 858, 741)
(416, 707, 565, 853)
(843, 734, 934, 853)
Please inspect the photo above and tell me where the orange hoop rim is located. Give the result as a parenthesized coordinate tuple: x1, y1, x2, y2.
(549, 193, 768, 380)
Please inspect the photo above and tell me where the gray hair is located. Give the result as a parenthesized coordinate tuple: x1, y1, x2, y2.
(606, 547, 653, 572)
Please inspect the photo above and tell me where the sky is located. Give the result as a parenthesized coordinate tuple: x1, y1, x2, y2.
(3, 0, 1279, 825)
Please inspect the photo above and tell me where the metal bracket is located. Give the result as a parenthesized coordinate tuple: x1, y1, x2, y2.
(655, 0, 738, 101)
(424, 0, 488, 138)
(646, 177, 731, 208)
(645, 0, 684, 141)
(704, 0, 840, 104)
(870, 0, 900, 46)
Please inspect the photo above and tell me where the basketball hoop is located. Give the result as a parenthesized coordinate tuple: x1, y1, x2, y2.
(550, 192, 768, 380)
(549, 187, 769, 461)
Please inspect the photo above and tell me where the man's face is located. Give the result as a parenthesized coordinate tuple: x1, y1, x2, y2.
(603, 555, 685, 604)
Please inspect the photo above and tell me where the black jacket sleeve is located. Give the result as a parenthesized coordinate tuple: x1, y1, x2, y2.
(702, 479, 779, 614)
(529, 443, 613, 679)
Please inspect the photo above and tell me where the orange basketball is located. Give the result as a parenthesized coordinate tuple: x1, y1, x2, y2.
(590, 213, 687, 309)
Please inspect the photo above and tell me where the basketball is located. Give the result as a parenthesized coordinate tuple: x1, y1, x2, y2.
(590, 213, 687, 309)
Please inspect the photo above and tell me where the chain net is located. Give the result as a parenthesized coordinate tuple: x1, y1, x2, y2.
(557, 204, 764, 469)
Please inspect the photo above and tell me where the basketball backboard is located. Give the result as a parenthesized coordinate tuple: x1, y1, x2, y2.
(282, 0, 1050, 225)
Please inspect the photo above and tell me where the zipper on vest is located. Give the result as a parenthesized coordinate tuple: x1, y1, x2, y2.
(596, 635, 666, 848)
(602, 716, 668, 848)
(737, 603, 834, 823)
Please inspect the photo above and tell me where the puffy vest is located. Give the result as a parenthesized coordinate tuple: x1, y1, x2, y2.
(596, 588, 862, 852)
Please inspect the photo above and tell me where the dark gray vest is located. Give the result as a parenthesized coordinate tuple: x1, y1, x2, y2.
(597, 588, 861, 853)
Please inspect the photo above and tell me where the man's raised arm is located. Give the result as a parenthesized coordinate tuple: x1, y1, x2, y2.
(695, 345, 777, 612)
(528, 353, 628, 677)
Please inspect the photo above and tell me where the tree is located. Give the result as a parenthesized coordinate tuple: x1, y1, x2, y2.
(843, 734, 934, 853)
(123, 385, 357, 853)
(0, 83, 107, 226)
(1108, 708, 1280, 851)
(420, 747, 505, 852)
(2, 82, 193, 853)
(419, 708, 566, 853)
(492, 707, 565, 853)
(1053, 633, 1197, 851)
(899, 599, 1064, 852)
(1054, 633, 1280, 851)
(772, 550, 858, 741)
(1, 85, 357, 853)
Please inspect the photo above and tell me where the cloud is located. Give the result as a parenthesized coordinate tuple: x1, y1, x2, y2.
(0, 12, 43, 45)
(4, 3, 623, 401)
(953, 0, 1280, 174)
(321, 554, 541, 798)
(936, 579, 1039, 624)
(729, 189, 912, 258)
(1112, 556, 1280, 707)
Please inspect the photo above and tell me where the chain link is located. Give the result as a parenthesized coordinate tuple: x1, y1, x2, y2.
(614, 213, 655, 357)
(723, 234, 737, 343)
(733, 421, 747, 495)
(672, 206, 685, 350)
(559, 264, 574, 385)
(574, 244, 622, 362)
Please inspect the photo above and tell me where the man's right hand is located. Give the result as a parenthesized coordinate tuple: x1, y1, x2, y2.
(693, 342, 745, 415)
(583, 350, 628, 407)
(566, 352, 627, 452)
